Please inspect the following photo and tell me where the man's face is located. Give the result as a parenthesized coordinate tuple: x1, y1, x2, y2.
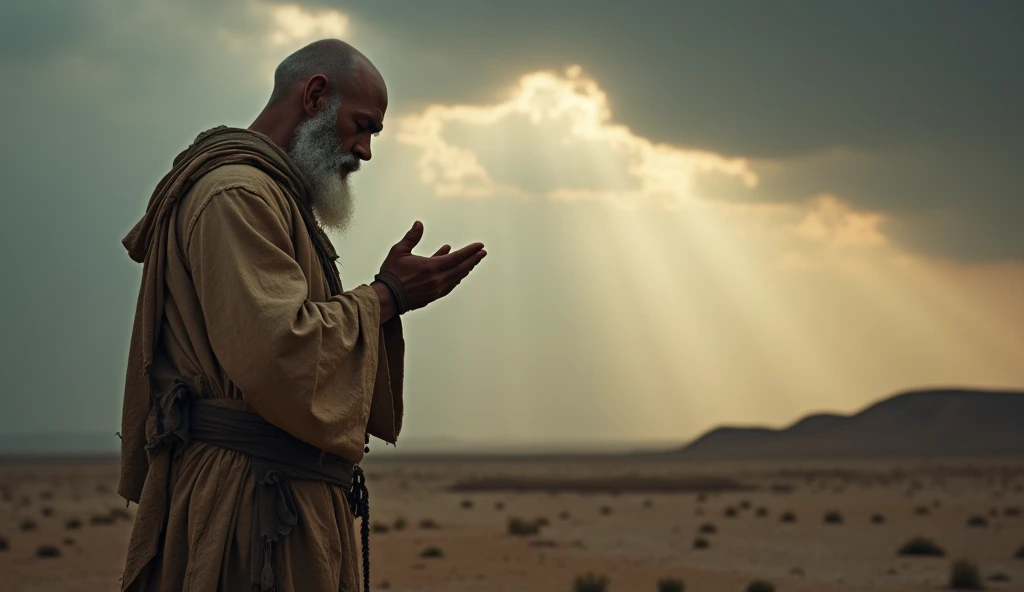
(286, 59, 388, 232)
(333, 59, 388, 175)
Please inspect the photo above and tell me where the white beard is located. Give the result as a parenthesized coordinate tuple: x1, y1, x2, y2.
(286, 96, 361, 233)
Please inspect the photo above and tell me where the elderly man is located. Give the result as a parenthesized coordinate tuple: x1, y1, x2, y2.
(118, 39, 486, 592)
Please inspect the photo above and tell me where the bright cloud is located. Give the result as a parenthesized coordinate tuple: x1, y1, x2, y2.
(269, 4, 350, 46)
(793, 194, 887, 247)
(397, 66, 759, 208)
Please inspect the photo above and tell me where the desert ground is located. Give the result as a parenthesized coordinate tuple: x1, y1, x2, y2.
(1, 456, 1022, 592)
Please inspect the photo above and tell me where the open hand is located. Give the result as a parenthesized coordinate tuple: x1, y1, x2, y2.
(377, 221, 486, 313)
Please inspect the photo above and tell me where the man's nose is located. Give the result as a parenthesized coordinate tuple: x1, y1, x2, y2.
(352, 142, 372, 162)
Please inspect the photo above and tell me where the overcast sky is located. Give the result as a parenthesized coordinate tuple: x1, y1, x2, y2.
(1, 0, 1022, 451)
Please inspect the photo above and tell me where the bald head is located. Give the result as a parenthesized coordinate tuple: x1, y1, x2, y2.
(268, 39, 380, 106)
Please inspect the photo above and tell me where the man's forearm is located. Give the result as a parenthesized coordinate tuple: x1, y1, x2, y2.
(370, 281, 397, 325)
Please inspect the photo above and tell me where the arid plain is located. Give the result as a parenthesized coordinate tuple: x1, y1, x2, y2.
(1, 456, 1022, 592)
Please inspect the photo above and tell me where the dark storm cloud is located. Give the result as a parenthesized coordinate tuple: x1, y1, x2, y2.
(339, 0, 1023, 261)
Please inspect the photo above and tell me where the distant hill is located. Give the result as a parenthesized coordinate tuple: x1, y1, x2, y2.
(669, 388, 1024, 461)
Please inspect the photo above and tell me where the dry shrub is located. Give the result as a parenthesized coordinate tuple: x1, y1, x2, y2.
(824, 511, 843, 524)
(418, 518, 439, 530)
(967, 515, 988, 528)
(20, 519, 38, 531)
(747, 581, 775, 592)
(657, 578, 684, 592)
(65, 518, 82, 530)
(371, 522, 390, 534)
(392, 517, 407, 531)
(573, 572, 609, 592)
(693, 537, 710, 549)
(698, 523, 717, 535)
(36, 544, 61, 558)
(898, 537, 945, 557)
(949, 559, 983, 590)
(780, 511, 797, 523)
(420, 546, 443, 558)
(507, 516, 543, 536)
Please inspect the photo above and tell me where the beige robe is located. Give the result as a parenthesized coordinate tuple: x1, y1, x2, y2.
(121, 160, 404, 591)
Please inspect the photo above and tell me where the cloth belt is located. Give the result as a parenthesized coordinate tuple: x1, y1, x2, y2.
(145, 380, 371, 592)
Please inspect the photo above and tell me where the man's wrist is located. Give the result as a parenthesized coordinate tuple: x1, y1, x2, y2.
(370, 281, 397, 325)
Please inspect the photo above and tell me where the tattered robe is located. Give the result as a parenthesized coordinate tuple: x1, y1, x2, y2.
(118, 127, 404, 592)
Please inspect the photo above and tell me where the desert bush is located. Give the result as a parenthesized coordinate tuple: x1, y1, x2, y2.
(780, 511, 797, 523)
(898, 537, 946, 557)
(643, 499, 653, 509)
(391, 517, 406, 531)
(535, 516, 550, 527)
(697, 494, 707, 503)
(988, 508, 999, 518)
(949, 559, 983, 590)
(508, 516, 543, 536)
(755, 507, 768, 518)
(418, 518, 439, 530)
(460, 499, 473, 509)
(1015, 544, 1024, 559)
(914, 505, 930, 516)
(559, 510, 571, 520)
(0, 536, 8, 551)
(987, 572, 1010, 582)
(20, 519, 38, 531)
(967, 515, 988, 528)
(494, 501, 505, 510)
(746, 580, 775, 592)
(698, 522, 717, 535)
(90, 514, 115, 526)
(739, 500, 751, 510)
(1004, 506, 1021, 517)
(61, 537, 75, 546)
(420, 546, 443, 558)
(65, 518, 82, 530)
(657, 577, 685, 592)
(693, 537, 710, 549)
(371, 521, 389, 534)
(574, 572, 609, 592)
(724, 506, 738, 518)
(599, 506, 613, 516)
(36, 544, 60, 558)
(41, 506, 54, 517)
(871, 514, 886, 525)
(528, 539, 557, 548)
(824, 511, 843, 524)
(39, 491, 53, 500)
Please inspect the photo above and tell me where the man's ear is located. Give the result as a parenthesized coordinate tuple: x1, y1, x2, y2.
(302, 74, 330, 116)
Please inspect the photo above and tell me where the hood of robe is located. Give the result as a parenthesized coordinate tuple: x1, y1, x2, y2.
(118, 126, 342, 502)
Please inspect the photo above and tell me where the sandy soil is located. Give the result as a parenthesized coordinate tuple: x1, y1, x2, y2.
(1, 457, 1022, 592)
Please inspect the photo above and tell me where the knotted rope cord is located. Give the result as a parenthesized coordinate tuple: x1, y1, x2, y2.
(349, 463, 370, 591)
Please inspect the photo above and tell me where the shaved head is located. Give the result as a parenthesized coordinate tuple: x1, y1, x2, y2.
(270, 39, 358, 105)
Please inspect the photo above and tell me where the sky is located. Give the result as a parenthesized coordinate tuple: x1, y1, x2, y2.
(0, 0, 1022, 452)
